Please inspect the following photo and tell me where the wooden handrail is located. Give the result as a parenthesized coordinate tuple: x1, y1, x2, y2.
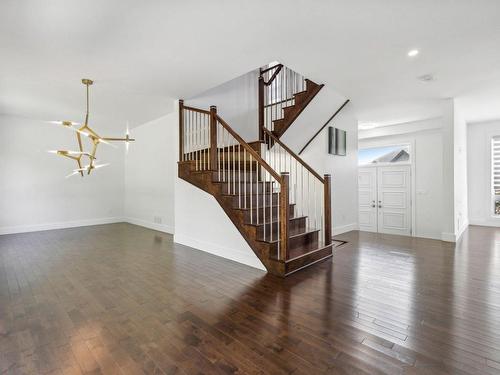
(264, 97, 294, 108)
(182, 105, 211, 115)
(298, 99, 350, 155)
(261, 64, 283, 86)
(216, 115, 282, 182)
(260, 63, 283, 75)
(262, 128, 324, 183)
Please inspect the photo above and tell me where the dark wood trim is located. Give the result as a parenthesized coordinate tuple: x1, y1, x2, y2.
(182, 105, 211, 115)
(264, 97, 294, 108)
(262, 64, 283, 86)
(258, 77, 264, 141)
(272, 80, 324, 138)
(178, 99, 184, 161)
(280, 173, 290, 260)
(209, 106, 217, 171)
(262, 128, 324, 183)
(260, 63, 283, 75)
(324, 174, 332, 246)
(298, 99, 350, 155)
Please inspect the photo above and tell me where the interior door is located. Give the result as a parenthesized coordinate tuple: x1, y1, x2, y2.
(377, 166, 411, 235)
(358, 168, 378, 232)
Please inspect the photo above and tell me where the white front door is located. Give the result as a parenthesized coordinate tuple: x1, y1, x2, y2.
(377, 166, 411, 235)
(358, 165, 411, 236)
(358, 168, 378, 232)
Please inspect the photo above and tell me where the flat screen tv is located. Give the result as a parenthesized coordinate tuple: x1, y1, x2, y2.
(328, 127, 346, 156)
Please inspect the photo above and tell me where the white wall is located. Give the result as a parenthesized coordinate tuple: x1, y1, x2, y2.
(124, 112, 177, 233)
(468, 119, 500, 227)
(0, 114, 124, 234)
(359, 118, 444, 240)
(173, 94, 265, 270)
(281, 85, 359, 234)
(186, 70, 259, 141)
(453, 102, 469, 237)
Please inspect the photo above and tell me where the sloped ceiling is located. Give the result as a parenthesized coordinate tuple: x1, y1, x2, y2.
(1, 0, 500, 128)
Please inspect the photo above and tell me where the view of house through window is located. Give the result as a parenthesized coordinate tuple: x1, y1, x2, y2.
(358, 144, 410, 166)
(492, 136, 500, 215)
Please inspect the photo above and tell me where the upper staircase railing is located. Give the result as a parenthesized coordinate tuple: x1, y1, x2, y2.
(258, 63, 307, 138)
(179, 100, 290, 260)
(261, 128, 331, 247)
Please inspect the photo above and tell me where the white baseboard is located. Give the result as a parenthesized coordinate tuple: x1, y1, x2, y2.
(469, 218, 500, 227)
(333, 223, 358, 235)
(173, 233, 266, 271)
(124, 217, 174, 234)
(0, 217, 124, 236)
(441, 219, 469, 242)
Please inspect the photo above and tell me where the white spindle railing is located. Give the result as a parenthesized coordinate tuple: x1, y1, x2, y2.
(261, 64, 307, 132)
(181, 106, 211, 171)
(216, 117, 284, 256)
(262, 129, 325, 246)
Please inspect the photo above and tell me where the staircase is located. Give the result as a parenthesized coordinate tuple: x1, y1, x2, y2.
(259, 63, 323, 140)
(178, 66, 333, 277)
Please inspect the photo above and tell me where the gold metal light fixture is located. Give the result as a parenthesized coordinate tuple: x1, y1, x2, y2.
(49, 78, 135, 177)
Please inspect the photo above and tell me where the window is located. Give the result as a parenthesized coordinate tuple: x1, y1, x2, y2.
(358, 144, 410, 166)
(491, 136, 500, 215)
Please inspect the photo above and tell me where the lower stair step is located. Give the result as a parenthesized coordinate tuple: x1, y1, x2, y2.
(240, 204, 295, 222)
(249, 216, 307, 240)
(284, 244, 333, 275)
(264, 229, 320, 254)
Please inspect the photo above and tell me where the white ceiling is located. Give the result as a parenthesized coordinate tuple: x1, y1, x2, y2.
(2, 0, 500, 129)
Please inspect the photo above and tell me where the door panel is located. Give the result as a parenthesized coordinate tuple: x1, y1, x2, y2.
(358, 168, 377, 232)
(377, 166, 411, 235)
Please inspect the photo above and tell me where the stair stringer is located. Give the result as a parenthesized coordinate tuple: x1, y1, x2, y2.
(178, 161, 285, 276)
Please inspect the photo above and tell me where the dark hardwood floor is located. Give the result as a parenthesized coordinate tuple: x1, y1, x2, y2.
(1, 223, 500, 374)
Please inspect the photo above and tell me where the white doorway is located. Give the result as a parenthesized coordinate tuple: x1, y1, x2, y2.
(358, 165, 412, 235)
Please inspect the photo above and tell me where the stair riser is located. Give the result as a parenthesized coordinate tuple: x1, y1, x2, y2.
(212, 172, 271, 183)
(244, 205, 295, 223)
(218, 181, 273, 194)
(269, 231, 319, 254)
(289, 231, 319, 251)
(229, 193, 279, 208)
(256, 217, 307, 240)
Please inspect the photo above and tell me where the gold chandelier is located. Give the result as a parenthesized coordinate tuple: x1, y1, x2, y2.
(49, 78, 135, 177)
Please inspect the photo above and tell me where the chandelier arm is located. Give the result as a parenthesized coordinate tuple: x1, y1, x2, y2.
(76, 132, 84, 153)
(101, 137, 136, 142)
(88, 141, 99, 175)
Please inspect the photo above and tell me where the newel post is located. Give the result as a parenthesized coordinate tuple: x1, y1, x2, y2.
(258, 74, 265, 141)
(210, 105, 218, 171)
(324, 174, 332, 246)
(280, 172, 290, 260)
(179, 99, 184, 161)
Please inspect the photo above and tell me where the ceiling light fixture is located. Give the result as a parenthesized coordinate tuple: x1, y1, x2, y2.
(49, 79, 135, 177)
(407, 49, 419, 57)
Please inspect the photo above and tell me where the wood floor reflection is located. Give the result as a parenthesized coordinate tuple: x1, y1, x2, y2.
(1, 223, 500, 374)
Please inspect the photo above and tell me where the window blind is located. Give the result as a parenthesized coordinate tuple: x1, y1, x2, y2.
(492, 136, 500, 195)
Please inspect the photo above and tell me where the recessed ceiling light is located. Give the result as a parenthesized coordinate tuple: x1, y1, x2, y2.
(407, 49, 419, 57)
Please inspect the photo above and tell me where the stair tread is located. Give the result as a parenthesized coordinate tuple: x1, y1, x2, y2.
(221, 191, 279, 197)
(286, 244, 330, 262)
(258, 228, 320, 244)
(245, 215, 307, 226)
(236, 203, 295, 211)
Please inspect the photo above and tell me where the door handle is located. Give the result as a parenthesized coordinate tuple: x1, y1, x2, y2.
(371, 200, 376, 208)
(378, 205, 382, 208)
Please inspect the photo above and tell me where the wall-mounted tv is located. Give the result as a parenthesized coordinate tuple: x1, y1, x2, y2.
(328, 127, 346, 156)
